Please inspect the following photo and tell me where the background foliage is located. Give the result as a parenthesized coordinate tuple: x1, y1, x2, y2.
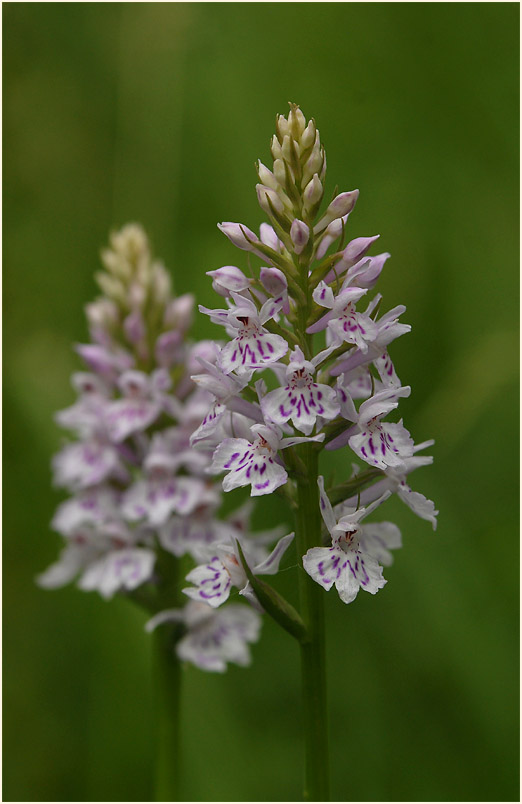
(4, 3, 519, 801)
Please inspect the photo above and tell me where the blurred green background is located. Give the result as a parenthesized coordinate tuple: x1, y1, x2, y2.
(4, 3, 519, 801)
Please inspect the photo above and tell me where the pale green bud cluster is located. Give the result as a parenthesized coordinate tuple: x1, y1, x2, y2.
(96, 223, 172, 314)
(86, 223, 193, 370)
(256, 103, 326, 234)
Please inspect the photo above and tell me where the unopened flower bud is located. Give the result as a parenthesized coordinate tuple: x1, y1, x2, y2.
(288, 105, 306, 139)
(100, 248, 131, 280)
(323, 235, 381, 283)
(351, 253, 391, 289)
(276, 114, 290, 142)
(154, 330, 182, 367)
(86, 298, 119, 330)
(300, 119, 316, 151)
(164, 293, 195, 330)
(341, 235, 380, 267)
(128, 281, 146, 309)
(260, 266, 288, 296)
(270, 135, 283, 161)
(301, 131, 322, 181)
(206, 265, 251, 297)
(257, 161, 280, 192)
(123, 310, 146, 345)
(303, 174, 324, 217)
(314, 190, 359, 234)
(151, 263, 172, 306)
(110, 223, 149, 264)
(282, 134, 301, 163)
(259, 223, 282, 252)
(315, 216, 347, 260)
(256, 184, 285, 216)
(218, 222, 261, 253)
(273, 158, 292, 187)
(95, 272, 127, 306)
(290, 219, 310, 255)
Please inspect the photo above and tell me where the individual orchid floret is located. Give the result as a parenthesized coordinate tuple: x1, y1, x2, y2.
(217, 222, 265, 257)
(38, 517, 156, 600)
(330, 300, 411, 377)
(78, 546, 156, 600)
(259, 223, 283, 253)
(146, 602, 262, 673)
(321, 235, 381, 285)
(302, 477, 400, 604)
(339, 386, 415, 469)
(261, 346, 340, 435)
(313, 190, 359, 235)
(55, 373, 111, 439)
(190, 354, 260, 445)
(259, 266, 290, 315)
(210, 422, 324, 496)
(200, 292, 288, 374)
(290, 219, 310, 255)
(52, 440, 130, 491)
(121, 464, 208, 527)
(75, 343, 134, 382)
(206, 265, 253, 298)
(103, 369, 172, 443)
(183, 531, 295, 608)
(308, 282, 377, 352)
(51, 485, 120, 536)
(340, 443, 438, 531)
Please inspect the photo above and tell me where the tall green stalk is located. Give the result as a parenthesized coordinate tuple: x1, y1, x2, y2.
(153, 622, 183, 802)
(152, 550, 185, 802)
(295, 442, 330, 801)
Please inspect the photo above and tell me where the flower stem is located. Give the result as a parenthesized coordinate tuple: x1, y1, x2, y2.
(153, 622, 183, 802)
(296, 443, 330, 801)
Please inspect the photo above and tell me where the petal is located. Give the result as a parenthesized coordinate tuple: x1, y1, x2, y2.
(254, 532, 295, 575)
(247, 456, 288, 496)
(210, 438, 253, 474)
(280, 432, 325, 448)
(183, 557, 232, 608)
(358, 386, 411, 425)
(312, 281, 335, 308)
(350, 421, 413, 470)
(302, 545, 344, 591)
(335, 550, 386, 603)
(397, 484, 438, 530)
(79, 548, 155, 599)
(145, 609, 185, 633)
(36, 544, 86, 589)
(105, 399, 161, 442)
(190, 401, 227, 445)
(220, 331, 288, 373)
(317, 476, 337, 535)
(359, 522, 402, 566)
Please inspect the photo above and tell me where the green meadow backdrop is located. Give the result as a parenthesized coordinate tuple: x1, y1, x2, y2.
(4, 3, 519, 801)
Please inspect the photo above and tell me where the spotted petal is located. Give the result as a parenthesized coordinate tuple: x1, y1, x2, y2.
(183, 556, 232, 608)
(220, 330, 288, 374)
(105, 398, 161, 442)
(78, 548, 156, 599)
(350, 421, 414, 470)
(334, 549, 386, 603)
(302, 545, 343, 591)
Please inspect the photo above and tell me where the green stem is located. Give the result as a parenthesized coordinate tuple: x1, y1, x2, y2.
(153, 622, 183, 802)
(295, 443, 330, 801)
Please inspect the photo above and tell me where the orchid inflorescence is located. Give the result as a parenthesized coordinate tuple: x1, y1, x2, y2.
(182, 103, 437, 618)
(40, 106, 437, 672)
(37, 223, 284, 672)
